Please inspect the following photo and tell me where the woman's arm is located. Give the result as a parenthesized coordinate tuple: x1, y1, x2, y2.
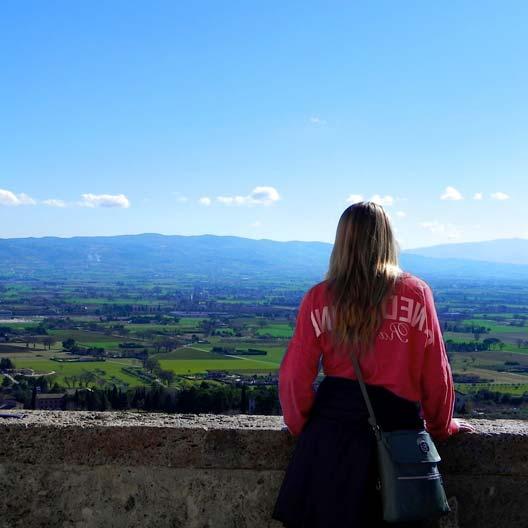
(278, 289, 322, 436)
(419, 283, 460, 441)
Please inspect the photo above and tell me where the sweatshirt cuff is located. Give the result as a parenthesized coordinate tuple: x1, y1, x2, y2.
(448, 418, 460, 436)
(425, 418, 459, 441)
(434, 419, 460, 441)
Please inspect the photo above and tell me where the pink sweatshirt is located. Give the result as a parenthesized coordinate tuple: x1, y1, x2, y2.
(279, 272, 459, 441)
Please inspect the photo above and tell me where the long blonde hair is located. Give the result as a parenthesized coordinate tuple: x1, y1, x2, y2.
(326, 202, 402, 354)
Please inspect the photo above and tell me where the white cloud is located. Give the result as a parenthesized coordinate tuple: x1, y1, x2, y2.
(17, 193, 36, 205)
(370, 194, 394, 206)
(473, 192, 483, 200)
(42, 199, 66, 208)
(346, 194, 395, 206)
(198, 196, 212, 206)
(173, 193, 189, 203)
(419, 221, 461, 239)
(440, 186, 463, 201)
(80, 193, 130, 208)
(345, 194, 364, 204)
(490, 191, 509, 200)
(251, 220, 262, 228)
(0, 189, 36, 206)
(217, 195, 246, 206)
(396, 211, 406, 218)
(216, 186, 280, 207)
(309, 116, 326, 125)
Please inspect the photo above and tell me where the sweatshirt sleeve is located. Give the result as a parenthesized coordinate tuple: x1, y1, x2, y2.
(420, 283, 460, 441)
(279, 289, 322, 436)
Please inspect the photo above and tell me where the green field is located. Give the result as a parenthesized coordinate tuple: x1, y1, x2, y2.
(158, 358, 278, 374)
(48, 330, 128, 349)
(156, 344, 282, 374)
(462, 318, 526, 334)
(11, 357, 144, 388)
(256, 324, 293, 338)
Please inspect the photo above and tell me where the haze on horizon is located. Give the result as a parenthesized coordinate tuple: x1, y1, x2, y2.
(1, 1, 527, 249)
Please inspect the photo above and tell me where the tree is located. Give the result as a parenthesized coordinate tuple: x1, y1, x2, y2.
(62, 338, 77, 351)
(483, 338, 501, 351)
(42, 336, 57, 350)
(200, 318, 217, 337)
(158, 369, 175, 386)
(240, 385, 248, 413)
(145, 357, 161, 374)
(0, 358, 14, 370)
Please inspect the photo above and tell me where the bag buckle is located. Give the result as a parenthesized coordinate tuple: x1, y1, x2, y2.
(370, 422, 382, 440)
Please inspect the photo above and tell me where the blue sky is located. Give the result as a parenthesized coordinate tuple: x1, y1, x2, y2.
(1, 1, 527, 248)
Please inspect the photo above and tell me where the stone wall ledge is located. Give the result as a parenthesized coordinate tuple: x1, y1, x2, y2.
(1, 410, 526, 474)
(1, 411, 527, 528)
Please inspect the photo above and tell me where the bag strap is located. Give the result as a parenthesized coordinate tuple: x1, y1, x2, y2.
(350, 351, 382, 439)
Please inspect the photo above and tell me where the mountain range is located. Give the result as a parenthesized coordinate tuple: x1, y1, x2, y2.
(0, 234, 527, 282)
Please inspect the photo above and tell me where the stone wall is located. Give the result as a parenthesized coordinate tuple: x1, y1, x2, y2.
(0, 410, 526, 527)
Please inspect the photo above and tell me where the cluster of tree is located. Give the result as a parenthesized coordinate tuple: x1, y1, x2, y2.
(62, 338, 80, 352)
(2, 369, 281, 415)
(445, 338, 505, 352)
(79, 347, 106, 357)
(129, 315, 180, 325)
(151, 337, 181, 353)
(452, 373, 493, 384)
(62, 382, 280, 415)
(471, 388, 528, 406)
(63, 371, 100, 388)
(0, 358, 14, 370)
(41, 317, 76, 330)
(0, 323, 58, 349)
(97, 303, 163, 318)
(118, 342, 143, 349)
(142, 356, 175, 385)
(442, 322, 489, 335)
(1, 376, 63, 407)
(212, 346, 236, 354)
(242, 348, 267, 355)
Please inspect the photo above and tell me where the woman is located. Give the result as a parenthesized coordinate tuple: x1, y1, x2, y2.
(272, 202, 474, 528)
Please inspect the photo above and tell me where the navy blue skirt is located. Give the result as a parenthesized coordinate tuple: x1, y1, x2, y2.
(272, 376, 426, 528)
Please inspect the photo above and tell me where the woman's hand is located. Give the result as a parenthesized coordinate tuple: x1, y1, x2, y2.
(455, 418, 477, 433)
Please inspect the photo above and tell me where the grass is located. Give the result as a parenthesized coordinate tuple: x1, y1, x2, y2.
(157, 343, 282, 374)
(11, 357, 144, 388)
(0, 321, 43, 329)
(158, 358, 279, 374)
(462, 318, 527, 334)
(256, 323, 293, 338)
(48, 329, 126, 349)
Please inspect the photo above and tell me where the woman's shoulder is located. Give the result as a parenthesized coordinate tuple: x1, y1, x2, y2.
(305, 279, 329, 297)
(301, 280, 332, 306)
(396, 271, 431, 297)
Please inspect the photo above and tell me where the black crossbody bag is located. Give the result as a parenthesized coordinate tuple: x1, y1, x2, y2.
(350, 352, 451, 523)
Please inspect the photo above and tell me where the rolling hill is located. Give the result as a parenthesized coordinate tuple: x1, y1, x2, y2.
(407, 238, 528, 265)
(1, 234, 528, 282)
